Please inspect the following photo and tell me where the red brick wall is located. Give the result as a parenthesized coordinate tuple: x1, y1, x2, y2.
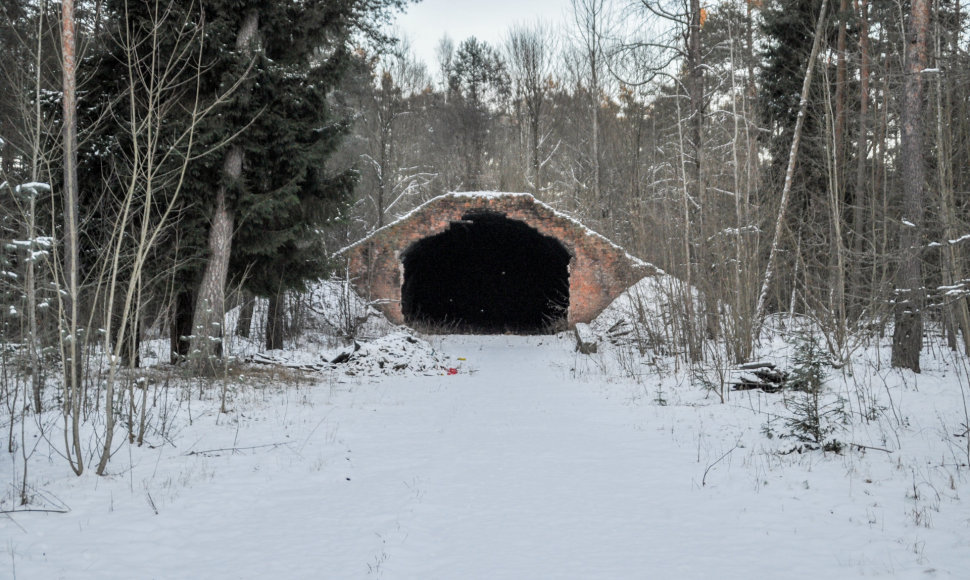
(343, 193, 658, 327)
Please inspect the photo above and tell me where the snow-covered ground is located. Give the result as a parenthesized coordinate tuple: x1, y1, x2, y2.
(2, 282, 969, 578)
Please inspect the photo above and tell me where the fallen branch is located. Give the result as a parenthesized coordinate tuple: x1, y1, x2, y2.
(184, 442, 292, 456)
(850, 443, 893, 453)
(1, 507, 71, 515)
(247, 352, 330, 372)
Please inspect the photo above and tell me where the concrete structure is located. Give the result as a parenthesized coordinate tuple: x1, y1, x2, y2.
(341, 192, 658, 332)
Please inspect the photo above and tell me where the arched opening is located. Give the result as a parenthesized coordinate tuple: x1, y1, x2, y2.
(401, 211, 570, 333)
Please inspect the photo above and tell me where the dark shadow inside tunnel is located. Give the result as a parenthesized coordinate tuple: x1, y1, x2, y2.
(401, 211, 571, 333)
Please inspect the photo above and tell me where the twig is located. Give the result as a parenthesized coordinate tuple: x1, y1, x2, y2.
(703, 441, 740, 486)
(144, 483, 159, 515)
(2, 512, 27, 533)
(299, 413, 332, 454)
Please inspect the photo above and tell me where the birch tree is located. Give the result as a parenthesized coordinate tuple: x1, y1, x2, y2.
(91, 0, 210, 473)
(755, 0, 829, 337)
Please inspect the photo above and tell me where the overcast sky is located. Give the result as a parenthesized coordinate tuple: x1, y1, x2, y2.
(393, 0, 572, 69)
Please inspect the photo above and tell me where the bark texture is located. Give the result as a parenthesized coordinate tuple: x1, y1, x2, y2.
(191, 153, 238, 365)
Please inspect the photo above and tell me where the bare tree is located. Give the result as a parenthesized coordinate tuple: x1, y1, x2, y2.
(570, 0, 609, 214)
(435, 35, 454, 94)
(16, 1, 54, 413)
(507, 21, 557, 194)
(95, 0, 211, 473)
(365, 41, 433, 228)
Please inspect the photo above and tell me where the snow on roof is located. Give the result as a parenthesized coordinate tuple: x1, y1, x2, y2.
(337, 191, 662, 272)
(337, 191, 526, 255)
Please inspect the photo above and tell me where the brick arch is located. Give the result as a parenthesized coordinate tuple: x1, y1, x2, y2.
(341, 192, 659, 330)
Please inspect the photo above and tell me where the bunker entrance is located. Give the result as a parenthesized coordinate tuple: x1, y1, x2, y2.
(401, 212, 570, 333)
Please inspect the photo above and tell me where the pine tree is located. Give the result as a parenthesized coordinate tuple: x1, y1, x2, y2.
(79, 0, 405, 362)
(447, 37, 510, 190)
(188, 0, 405, 358)
(892, 0, 930, 371)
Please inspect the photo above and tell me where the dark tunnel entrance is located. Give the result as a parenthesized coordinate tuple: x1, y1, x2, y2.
(401, 212, 571, 333)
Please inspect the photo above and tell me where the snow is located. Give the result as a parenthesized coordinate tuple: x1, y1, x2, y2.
(949, 234, 970, 245)
(250, 331, 453, 377)
(590, 273, 698, 348)
(709, 224, 761, 241)
(3, 284, 970, 578)
(13, 182, 51, 194)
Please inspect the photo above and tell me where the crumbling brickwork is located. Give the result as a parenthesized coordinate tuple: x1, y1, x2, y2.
(341, 192, 659, 328)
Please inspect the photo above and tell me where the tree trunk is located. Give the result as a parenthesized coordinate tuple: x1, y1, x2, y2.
(266, 291, 285, 351)
(116, 303, 141, 368)
(191, 164, 237, 368)
(170, 289, 194, 363)
(822, 44, 848, 356)
(235, 292, 255, 338)
(28, 7, 45, 414)
(688, 0, 704, 199)
(60, 0, 83, 476)
(933, 0, 970, 355)
(190, 9, 258, 370)
(27, 194, 41, 412)
(850, 0, 870, 317)
(377, 106, 389, 228)
(892, 0, 930, 372)
(688, 0, 716, 341)
(591, 62, 600, 215)
(835, 0, 848, 194)
(531, 96, 541, 193)
(831, 0, 849, 339)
